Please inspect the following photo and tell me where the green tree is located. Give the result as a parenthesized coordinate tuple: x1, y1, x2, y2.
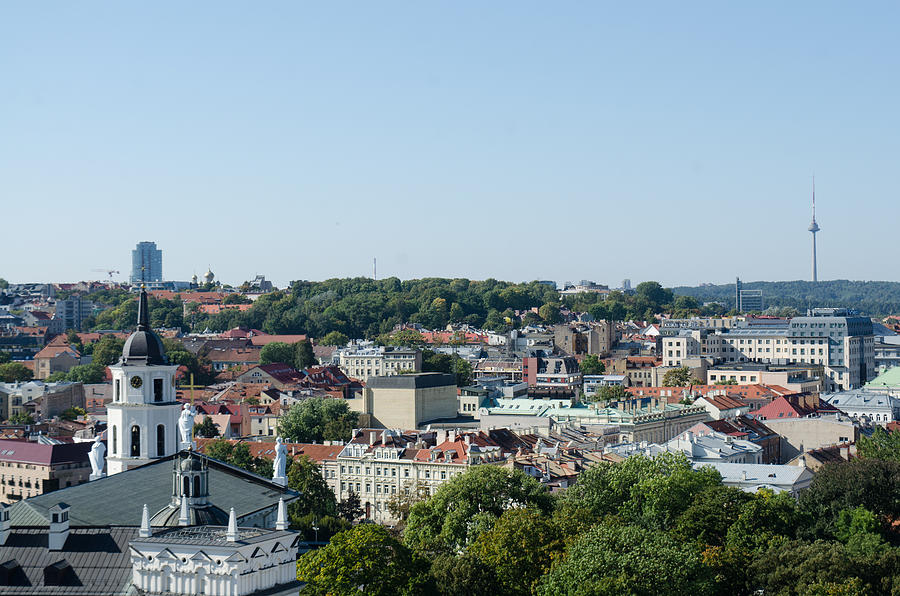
(259, 342, 294, 366)
(193, 416, 220, 438)
(320, 330, 349, 346)
(537, 520, 715, 596)
(0, 352, 10, 364)
(726, 488, 806, 552)
(422, 350, 472, 386)
(91, 335, 126, 367)
(538, 302, 561, 324)
(857, 426, 900, 461)
(579, 354, 606, 375)
(0, 362, 33, 382)
(382, 329, 426, 347)
(558, 453, 721, 531)
(833, 506, 888, 556)
(297, 524, 432, 596)
(747, 539, 900, 596)
(635, 281, 674, 310)
(64, 363, 106, 384)
(286, 455, 347, 540)
(800, 459, 900, 539)
(59, 407, 87, 421)
(277, 397, 359, 443)
(468, 508, 564, 595)
(221, 293, 251, 305)
(403, 465, 553, 553)
(673, 295, 700, 312)
(597, 384, 628, 402)
(387, 482, 431, 523)
(0, 278, 7, 289)
(9, 412, 35, 425)
(663, 366, 694, 387)
(293, 339, 316, 369)
(673, 484, 753, 547)
(429, 553, 500, 596)
(66, 329, 83, 352)
(337, 490, 363, 522)
(204, 438, 234, 462)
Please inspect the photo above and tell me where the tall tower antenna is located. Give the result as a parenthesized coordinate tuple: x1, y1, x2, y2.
(373, 257, 377, 281)
(808, 176, 820, 282)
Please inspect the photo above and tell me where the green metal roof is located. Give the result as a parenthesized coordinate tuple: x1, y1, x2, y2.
(866, 367, 900, 389)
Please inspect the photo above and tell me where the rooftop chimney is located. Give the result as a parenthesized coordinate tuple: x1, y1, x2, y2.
(48, 503, 70, 551)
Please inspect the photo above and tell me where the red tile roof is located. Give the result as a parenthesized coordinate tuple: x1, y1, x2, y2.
(751, 393, 843, 420)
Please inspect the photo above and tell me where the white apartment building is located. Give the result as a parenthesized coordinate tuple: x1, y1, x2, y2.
(321, 428, 515, 523)
(661, 309, 874, 391)
(336, 342, 422, 381)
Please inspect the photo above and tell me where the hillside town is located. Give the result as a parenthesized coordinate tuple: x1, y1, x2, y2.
(3, 244, 900, 594)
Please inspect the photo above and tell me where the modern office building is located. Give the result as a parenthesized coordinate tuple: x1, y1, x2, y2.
(661, 308, 874, 391)
(131, 241, 163, 283)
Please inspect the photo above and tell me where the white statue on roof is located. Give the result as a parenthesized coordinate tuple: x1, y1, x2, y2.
(178, 403, 195, 449)
(272, 437, 287, 486)
(88, 435, 106, 480)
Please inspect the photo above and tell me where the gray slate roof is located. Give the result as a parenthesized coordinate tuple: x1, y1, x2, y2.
(0, 526, 137, 595)
(8, 452, 298, 527)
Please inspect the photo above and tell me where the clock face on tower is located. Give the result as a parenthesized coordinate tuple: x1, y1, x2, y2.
(130, 375, 143, 389)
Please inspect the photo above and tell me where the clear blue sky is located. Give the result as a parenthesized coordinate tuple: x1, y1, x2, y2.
(2, 2, 898, 288)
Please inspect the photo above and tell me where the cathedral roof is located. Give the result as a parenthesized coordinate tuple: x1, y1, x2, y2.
(121, 289, 168, 366)
(149, 503, 230, 527)
(7, 451, 298, 527)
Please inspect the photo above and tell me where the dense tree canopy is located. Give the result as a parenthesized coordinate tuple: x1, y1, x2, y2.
(276, 397, 358, 443)
(291, 448, 900, 596)
(297, 524, 431, 596)
(403, 465, 553, 553)
(673, 279, 900, 317)
(0, 362, 33, 382)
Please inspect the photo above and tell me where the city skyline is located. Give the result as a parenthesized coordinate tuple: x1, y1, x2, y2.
(3, 3, 899, 287)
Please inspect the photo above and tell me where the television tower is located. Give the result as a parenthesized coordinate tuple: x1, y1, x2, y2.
(808, 178, 820, 282)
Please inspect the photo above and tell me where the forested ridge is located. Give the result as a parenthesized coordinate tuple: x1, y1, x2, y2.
(84, 278, 688, 337)
(674, 279, 900, 317)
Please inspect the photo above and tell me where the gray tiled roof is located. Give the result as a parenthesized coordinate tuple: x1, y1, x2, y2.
(0, 526, 137, 594)
(8, 452, 298, 527)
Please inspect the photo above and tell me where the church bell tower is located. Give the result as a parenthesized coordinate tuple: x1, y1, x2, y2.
(106, 289, 181, 475)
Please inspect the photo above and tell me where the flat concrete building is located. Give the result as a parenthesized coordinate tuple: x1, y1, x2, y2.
(356, 373, 457, 429)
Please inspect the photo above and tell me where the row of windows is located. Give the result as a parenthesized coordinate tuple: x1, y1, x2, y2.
(110, 424, 167, 457)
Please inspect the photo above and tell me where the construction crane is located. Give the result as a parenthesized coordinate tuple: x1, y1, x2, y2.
(91, 268, 120, 280)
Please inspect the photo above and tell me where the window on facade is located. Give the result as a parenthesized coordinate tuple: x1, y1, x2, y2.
(115, 379, 120, 401)
(112, 426, 117, 454)
(130, 425, 141, 457)
(153, 378, 163, 402)
(157, 425, 165, 457)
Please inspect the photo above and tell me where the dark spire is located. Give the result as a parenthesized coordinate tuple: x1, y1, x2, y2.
(137, 289, 150, 331)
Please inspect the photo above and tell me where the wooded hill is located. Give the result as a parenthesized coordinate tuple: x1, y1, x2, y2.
(673, 280, 900, 317)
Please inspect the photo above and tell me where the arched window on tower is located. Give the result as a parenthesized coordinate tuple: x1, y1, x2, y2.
(111, 426, 117, 454)
(157, 425, 165, 457)
(193, 475, 200, 496)
(183, 476, 191, 497)
(130, 425, 141, 457)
